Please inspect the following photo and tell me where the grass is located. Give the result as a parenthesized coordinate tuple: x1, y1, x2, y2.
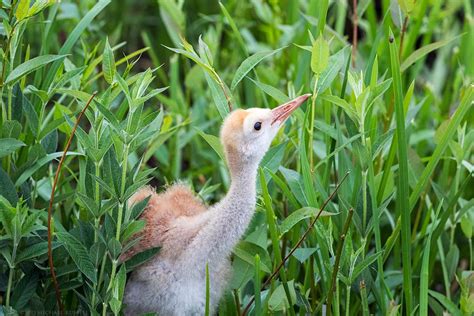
(0, 0, 473, 315)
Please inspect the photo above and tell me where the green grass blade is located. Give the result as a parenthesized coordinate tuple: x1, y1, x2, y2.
(420, 203, 442, 316)
(259, 168, 295, 315)
(254, 255, 262, 315)
(400, 35, 461, 72)
(384, 85, 473, 261)
(388, 27, 412, 313)
(205, 263, 210, 316)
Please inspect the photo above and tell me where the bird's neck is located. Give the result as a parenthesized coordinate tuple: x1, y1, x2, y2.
(227, 160, 258, 204)
(184, 158, 259, 267)
(203, 160, 258, 262)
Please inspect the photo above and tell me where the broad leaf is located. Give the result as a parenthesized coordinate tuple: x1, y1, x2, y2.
(279, 207, 335, 236)
(5, 54, 67, 85)
(15, 0, 30, 21)
(125, 247, 161, 272)
(57, 231, 97, 283)
(0, 138, 25, 158)
(103, 37, 116, 84)
(231, 47, 286, 90)
(311, 34, 329, 74)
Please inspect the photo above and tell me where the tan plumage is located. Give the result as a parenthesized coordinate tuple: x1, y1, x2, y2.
(120, 184, 206, 262)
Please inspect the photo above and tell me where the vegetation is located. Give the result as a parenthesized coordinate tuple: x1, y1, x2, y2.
(0, 0, 473, 315)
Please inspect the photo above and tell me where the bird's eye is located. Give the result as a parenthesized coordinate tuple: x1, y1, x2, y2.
(254, 122, 262, 131)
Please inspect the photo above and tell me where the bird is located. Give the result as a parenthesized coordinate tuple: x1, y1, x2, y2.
(123, 94, 311, 315)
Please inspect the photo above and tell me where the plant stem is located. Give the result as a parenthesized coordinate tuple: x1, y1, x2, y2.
(103, 117, 131, 315)
(90, 161, 101, 313)
(327, 208, 354, 316)
(254, 255, 261, 315)
(5, 267, 14, 307)
(345, 285, 351, 316)
(360, 280, 369, 315)
(352, 0, 358, 67)
(362, 170, 367, 232)
(399, 16, 409, 57)
(469, 238, 473, 270)
(47, 92, 96, 315)
(367, 139, 387, 313)
(309, 75, 319, 171)
(205, 263, 210, 316)
(94, 161, 101, 243)
(436, 239, 451, 299)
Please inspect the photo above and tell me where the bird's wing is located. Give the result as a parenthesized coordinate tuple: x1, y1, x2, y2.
(119, 184, 207, 262)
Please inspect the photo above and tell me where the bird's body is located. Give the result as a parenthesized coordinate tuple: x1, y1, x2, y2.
(123, 95, 310, 315)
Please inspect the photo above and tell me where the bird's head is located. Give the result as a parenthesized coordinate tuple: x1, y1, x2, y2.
(220, 94, 310, 173)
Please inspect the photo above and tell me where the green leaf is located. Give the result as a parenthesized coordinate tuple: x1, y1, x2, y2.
(205, 263, 210, 316)
(218, 1, 247, 55)
(268, 281, 297, 311)
(16, 241, 59, 263)
(95, 101, 120, 130)
(279, 207, 336, 236)
(158, 0, 185, 47)
(121, 220, 145, 243)
(389, 27, 412, 312)
(103, 37, 116, 84)
(204, 73, 229, 119)
(429, 290, 462, 316)
(401, 36, 460, 72)
(316, 45, 349, 94)
(125, 247, 161, 272)
(196, 128, 225, 163)
(108, 238, 122, 259)
(27, 0, 53, 16)
(15, 151, 83, 187)
(233, 241, 271, 273)
(0, 138, 25, 158)
(0, 167, 18, 205)
(311, 34, 329, 74)
(110, 265, 127, 315)
(384, 87, 473, 263)
(320, 94, 358, 123)
(21, 95, 39, 137)
(11, 274, 37, 311)
(5, 54, 67, 85)
(446, 245, 459, 282)
(248, 78, 289, 104)
(77, 193, 99, 218)
(231, 47, 286, 90)
(15, 0, 30, 21)
(43, 0, 111, 88)
(420, 230, 433, 315)
(397, 0, 415, 16)
(279, 167, 308, 206)
(56, 231, 97, 283)
(352, 251, 383, 281)
(292, 248, 317, 263)
(460, 214, 473, 238)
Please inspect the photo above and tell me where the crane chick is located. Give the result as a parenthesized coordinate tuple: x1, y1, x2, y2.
(123, 94, 310, 315)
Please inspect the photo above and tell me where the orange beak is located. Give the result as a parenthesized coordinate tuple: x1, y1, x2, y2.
(271, 94, 311, 125)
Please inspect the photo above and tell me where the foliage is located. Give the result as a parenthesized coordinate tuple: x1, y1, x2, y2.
(0, 0, 473, 315)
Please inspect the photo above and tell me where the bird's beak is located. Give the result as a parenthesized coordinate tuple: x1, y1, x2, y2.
(271, 94, 311, 125)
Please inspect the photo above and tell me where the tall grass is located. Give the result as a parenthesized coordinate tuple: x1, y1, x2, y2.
(0, 0, 473, 315)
